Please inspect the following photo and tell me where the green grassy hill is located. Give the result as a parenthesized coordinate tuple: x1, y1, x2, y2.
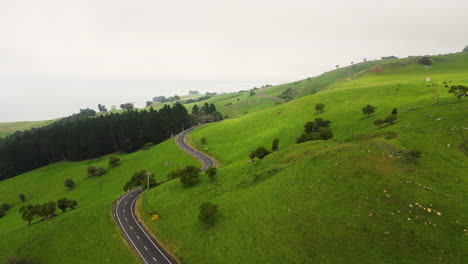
(0, 120, 55, 138)
(138, 52, 468, 263)
(0, 140, 198, 263)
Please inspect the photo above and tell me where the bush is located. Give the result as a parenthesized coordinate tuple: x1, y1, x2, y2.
(419, 56, 432, 66)
(97, 167, 107, 176)
(272, 138, 279, 151)
(315, 103, 325, 114)
(464, 46, 468, 52)
(2, 256, 37, 264)
(297, 118, 333, 143)
(109, 156, 121, 168)
(64, 178, 74, 189)
(87, 166, 97, 177)
(254, 147, 270, 159)
(318, 127, 334, 140)
(18, 193, 26, 202)
(0, 203, 11, 217)
(384, 115, 397, 124)
(201, 137, 206, 144)
(180, 165, 201, 187)
(403, 149, 422, 162)
(373, 119, 385, 126)
(304, 118, 331, 133)
(167, 169, 182, 180)
(123, 170, 157, 191)
(143, 142, 154, 150)
(205, 167, 217, 181)
(391, 108, 398, 116)
(198, 202, 218, 226)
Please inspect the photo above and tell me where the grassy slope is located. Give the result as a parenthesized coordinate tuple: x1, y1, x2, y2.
(0, 140, 199, 263)
(139, 52, 468, 263)
(262, 59, 394, 99)
(0, 120, 55, 138)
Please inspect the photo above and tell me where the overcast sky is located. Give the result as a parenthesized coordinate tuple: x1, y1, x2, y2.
(1, 0, 467, 122)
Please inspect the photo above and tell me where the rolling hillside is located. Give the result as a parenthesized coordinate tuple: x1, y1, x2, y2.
(138, 52, 468, 263)
(0, 140, 199, 263)
(0, 120, 55, 138)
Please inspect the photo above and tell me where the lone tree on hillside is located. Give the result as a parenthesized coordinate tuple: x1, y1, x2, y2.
(362, 104, 377, 117)
(67, 199, 78, 210)
(18, 193, 26, 202)
(205, 167, 217, 181)
(201, 137, 207, 144)
(198, 202, 218, 227)
(109, 156, 121, 168)
(463, 46, 468, 52)
(180, 165, 201, 187)
(315, 103, 325, 114)
(391, 108, 398, 116)
(272, 138, 280, 152)
(97, 167, 107, 176)
(254, 147, 270, 159)
(64, 178, 75, 189)
(57, 198, 69, 212)
(448, 85, 468, 102)
(97, 104, 107, 113)
(249, 90, 256, 96)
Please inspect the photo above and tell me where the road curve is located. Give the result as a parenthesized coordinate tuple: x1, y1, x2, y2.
(114, 188, 176, 264)
(175, 127, 217, 171)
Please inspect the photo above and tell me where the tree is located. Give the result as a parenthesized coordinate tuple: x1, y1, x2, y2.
(201, 137, 206, 144)
(67, 200, 78, 210)
(180, 165, 201, 187)
(391, 108, 398, 115)
(3, 256, 38, 264)
(448, 85, 468, 102)
(419, 56, 432, 66)
(336, 65, 339, 69)
(120, 103, 134, 111)
(192, 104, 200, 116)
(362, 104, 377, 117)
(304, 118, 331, 133)
(64, 178, 74, 189)
(167, 169, 182, 180)
(98, 104, 107, 113)
(109, 157, 121, 168)
(20, 206, 35, 225)
(205, 167, 217, 181)
(272, 138, 279, 151)
(42, 202, 57, 218)
(97, 167, 107, 176)
(363, 58, 367, 62)
(57, 198, 69, 212)
(198, 202, 218, 226)
(248, 151, 256, 161)
(254, 147, 270, 159)
(123, 170, 157, 191)
(146, 101, 153, 107)
(464, 46, 468, 52)
(318, 127, 334, 140)
(249, 90, 255, 96)
(315, 103, 325, 114)
(87, 166, 97, 177)
(18, 193, 26, 202)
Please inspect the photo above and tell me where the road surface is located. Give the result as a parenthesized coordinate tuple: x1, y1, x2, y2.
(114, 188, 176, 264)
(175, 127, 217, 171)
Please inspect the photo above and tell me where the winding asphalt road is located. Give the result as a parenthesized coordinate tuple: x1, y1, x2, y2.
(175, 127, 217, 171)
(114, 127, 217, 263)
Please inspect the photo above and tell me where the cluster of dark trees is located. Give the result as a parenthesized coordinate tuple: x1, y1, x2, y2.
(374, 108, 398, 126)
(0, 203, 10, 217)
(419, 56, 433, 66)
(191, 103, 223, 123)
(152, 95, 180, 103)
(248, 139, 280, 161)
(464, 46, 468, 52)
(123, 170, 157, 191)
(19, 198, 77, 225)
(167, 165, 201, 187)
(297, 118, 333, 143)
(185, 95, 213, 104)
(0, 103, 193, 181)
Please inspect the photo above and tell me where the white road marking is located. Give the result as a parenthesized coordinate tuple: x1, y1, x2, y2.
(137, 235, 140, 239)
(130, 226, 133, 230)
(124, 209, 126, 213)
(144, 246, 148, 250)
(125, 201, 127, 205)
(125, 217, 128, 222)
(153, 257, 157, 262)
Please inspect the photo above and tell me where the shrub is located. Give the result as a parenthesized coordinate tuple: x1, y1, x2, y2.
(180, 166, 201, 187)
(57, 198, 69, 212)
(391, 108, 398, 116)
(167, 169, 182, 180)
(464, 46, 468, 52)
(201, 137, 207, 144)
(297, 118, 333, 143)
(87, 166, 97, 177)
(448, 85, 468, 102)
(205, 167, 217, 181)
(67, 200, 78, 210)
(403, 149, 422, 162)
(109, 156, 121, 168)
(0, 203, 11, 217)
(254, 147, 270, 159)
(373, 119, 385, 126)
(318, 127, 334, 140)
(384, 115, 397, 124)
(272, 138, 279, 151)
(97, 167, 107, 176)
(143, 142, 154, 150)
(18, 193, 26, 202)
(419, 56, 432, 66)
(198, 202, 218, 226)
(64, 178, 74, 189)
(123, 170, 157, 191)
